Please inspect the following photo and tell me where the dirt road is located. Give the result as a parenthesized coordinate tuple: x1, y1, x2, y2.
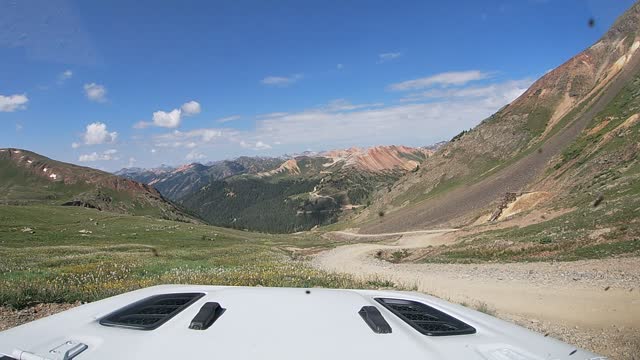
(313, 230, 640, 358)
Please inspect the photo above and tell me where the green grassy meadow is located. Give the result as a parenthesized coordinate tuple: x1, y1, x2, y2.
(0, 205, 392, 309)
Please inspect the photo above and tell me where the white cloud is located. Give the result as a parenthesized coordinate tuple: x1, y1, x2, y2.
(389, 70, 491, 91)
(323, 99, 384, 112)
(133, 76, 531, 163)
(217, 115, 241, 123)
(127, 157, 137, 167)
(78, 153, 99, 162)
(84, 83, 107, 102)
(152, 109, 182, 128)
(0, 94, 29, 112)
(138, 101, 201, 129)
(378, 52, 402, 63)
(261, 74, 303, 87)
(185, 150, 206, 161)
(192, 129, 224, 142)
(240, 140, 272, 151)
(15, 123, 23, 132)
(257, 112, 289, 119)
(243, 80, 530, 150)
(400, 79, 533, 105)
(79, 122, 118, 145)
(256, 141, 271, 150)
(58, 70, 73, 83)
(133, 121, 151, 129)
(78, 149, 118, 162)
(181, 101, 201, 116)
(155, 128, 225, 146)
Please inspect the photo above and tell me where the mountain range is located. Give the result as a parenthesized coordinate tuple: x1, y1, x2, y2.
(2, 3, 639, 245)
(117, 145, 438, 232)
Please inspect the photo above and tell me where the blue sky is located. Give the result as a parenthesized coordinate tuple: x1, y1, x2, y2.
(0, 0, 635, 170)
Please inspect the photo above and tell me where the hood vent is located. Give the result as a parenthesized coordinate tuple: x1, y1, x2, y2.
(359, 306, 392, 334)
(100, 293, 205, 330)
(375, 298, 476, 336)
(189, 302, 225, 330)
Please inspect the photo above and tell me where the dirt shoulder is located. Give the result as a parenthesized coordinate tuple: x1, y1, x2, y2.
(0, 303, 80, 332)
(312, 230, 640, 359)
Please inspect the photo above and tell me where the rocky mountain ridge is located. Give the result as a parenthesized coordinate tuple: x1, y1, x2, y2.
(0, 148, 194, 221)
(355, 2, 640, 235)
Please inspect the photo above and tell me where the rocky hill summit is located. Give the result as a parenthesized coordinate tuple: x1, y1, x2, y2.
(0, 148, 194, 221)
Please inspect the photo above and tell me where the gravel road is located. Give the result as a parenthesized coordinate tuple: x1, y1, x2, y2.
(313, 230, 640, 359)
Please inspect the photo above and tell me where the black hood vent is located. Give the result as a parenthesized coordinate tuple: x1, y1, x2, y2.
(375, 298, 476, 336)
(100, 293, 205, 330)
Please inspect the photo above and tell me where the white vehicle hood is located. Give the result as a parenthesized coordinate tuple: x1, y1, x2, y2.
(0, 285, 604, 360)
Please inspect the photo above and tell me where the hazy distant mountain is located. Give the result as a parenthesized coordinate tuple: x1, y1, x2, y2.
(119, 145, 434, 232)
(117, 157, 283, 201)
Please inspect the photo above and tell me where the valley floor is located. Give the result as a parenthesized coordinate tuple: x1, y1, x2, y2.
(1, 205, 638, 359)
(312, 230, 640, 359)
